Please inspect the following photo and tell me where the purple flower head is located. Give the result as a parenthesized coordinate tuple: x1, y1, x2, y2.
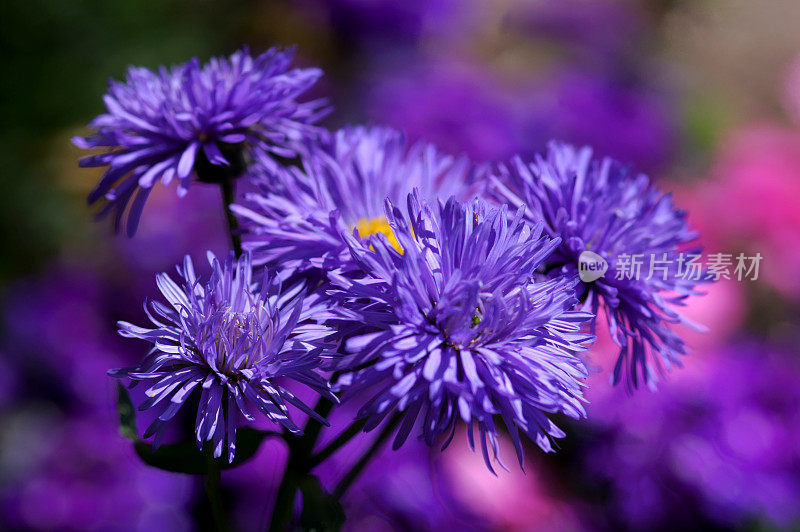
(326, 191, 594, 471)
(233, 125, 478, 280)
(489, 142, 705, 389)
(109, 252, 336, 462)
(74, 47, 329, 236)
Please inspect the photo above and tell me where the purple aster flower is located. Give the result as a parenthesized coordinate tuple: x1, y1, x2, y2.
(488, 142, 705, 389)
(73, 47, 329, 236)
(109, 252, 336, 462)
(325, 192, 594, 471)
(233, 125, 479, 280)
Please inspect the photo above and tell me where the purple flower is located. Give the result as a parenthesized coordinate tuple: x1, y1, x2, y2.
(73, 47, 328, 236)
(109, 252, 335, 462)
(488, 142, 705, 389)
(233, 125, 478, 279)
(325, 192, 594, 471)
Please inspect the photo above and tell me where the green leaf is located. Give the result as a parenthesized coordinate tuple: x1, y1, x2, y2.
(116, 383, 138, 442)
(134, 440, 208, 474)
(133, 427, 276, 474)
(227, 427, 278, 468)
(116, 383, 276, 474)
(299, 475, 345, 532)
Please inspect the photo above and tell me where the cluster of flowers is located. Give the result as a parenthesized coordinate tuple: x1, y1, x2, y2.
(75, 48, 705, 469)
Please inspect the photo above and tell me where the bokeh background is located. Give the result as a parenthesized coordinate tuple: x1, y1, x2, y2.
(2, 0, 800, 530)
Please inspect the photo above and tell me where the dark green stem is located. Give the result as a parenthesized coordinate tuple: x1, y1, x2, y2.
(268, 398, 336, 531)
(220, 177, 243, 258)
(205, 460, 229, 532)
(332, 414, 402, 500)
(308, 418, 367, 469)
(268, 454, 299, 532)
(297, 398, 336, 457)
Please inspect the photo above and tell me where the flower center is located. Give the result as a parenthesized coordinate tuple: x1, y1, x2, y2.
(213, 303, 273, 373)
(354, 216, 402, 253)
(222, 308, 252, 337)
(471, 310, 481, 328)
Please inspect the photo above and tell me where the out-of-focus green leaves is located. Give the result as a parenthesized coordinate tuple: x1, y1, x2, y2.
(116, 383, 278, 474)
(0, 0, 249, 283)
(1, 0, 240, 129)
(116, 382, 138, 441)
(682, 93, 734, 161)
(299, 475, 345, 532)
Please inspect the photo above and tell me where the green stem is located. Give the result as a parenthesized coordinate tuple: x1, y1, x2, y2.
(205, 460, 229, 532)
(308, 418, 367, 469)
(220, 177, 243, 258)
(297, 398, 336, 457)
(268, 454, 299, 532)
(268, 398, 337, 531)
(332, 414, 402, 500)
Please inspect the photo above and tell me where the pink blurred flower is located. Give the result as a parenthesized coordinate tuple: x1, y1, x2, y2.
(436, 437, 581, 532)
(583, 274, 744, 398)
(679, 125, 800, 300)
(782, 53, 800, 124)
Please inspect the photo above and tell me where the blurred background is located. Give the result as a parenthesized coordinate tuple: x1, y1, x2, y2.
(2, 0, 800, 530)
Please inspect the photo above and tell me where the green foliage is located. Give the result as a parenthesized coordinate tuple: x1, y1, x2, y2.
(299, 475, 345, 532)
(116, 382, 139, 442)
(116, 383, 277, 474)
(0, 0, 244, 282)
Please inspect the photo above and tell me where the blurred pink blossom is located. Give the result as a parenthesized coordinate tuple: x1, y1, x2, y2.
(782, 53, 800, 124)
(678, 125, 800, 299)
(436, 437, 581, 532)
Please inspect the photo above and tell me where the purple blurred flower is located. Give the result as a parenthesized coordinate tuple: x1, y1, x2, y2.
(0, 354, 19, 409)
(222, 405, 484, 531)
(326, 192, 594, 471)
(364, 60, 543, 162)
(233, 125, 477, 279)
(316, 0, 475, 43)
(364, 58, 676, 170)
(489, 142, 704, 389)
(0, 413, 194, 531)
(73, 47, 328, 236)
(506, 0, 643, 58)
(111, 184, 229, 272)
(1, 267, 126, 409)
(585, 343, 800, 529)
(0, 265, 198, 530)
(548, 71, 677, 172)
(109, 252, 335, 461)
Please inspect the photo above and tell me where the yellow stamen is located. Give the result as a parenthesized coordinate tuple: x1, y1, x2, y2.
(354, 216, 402, 253)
